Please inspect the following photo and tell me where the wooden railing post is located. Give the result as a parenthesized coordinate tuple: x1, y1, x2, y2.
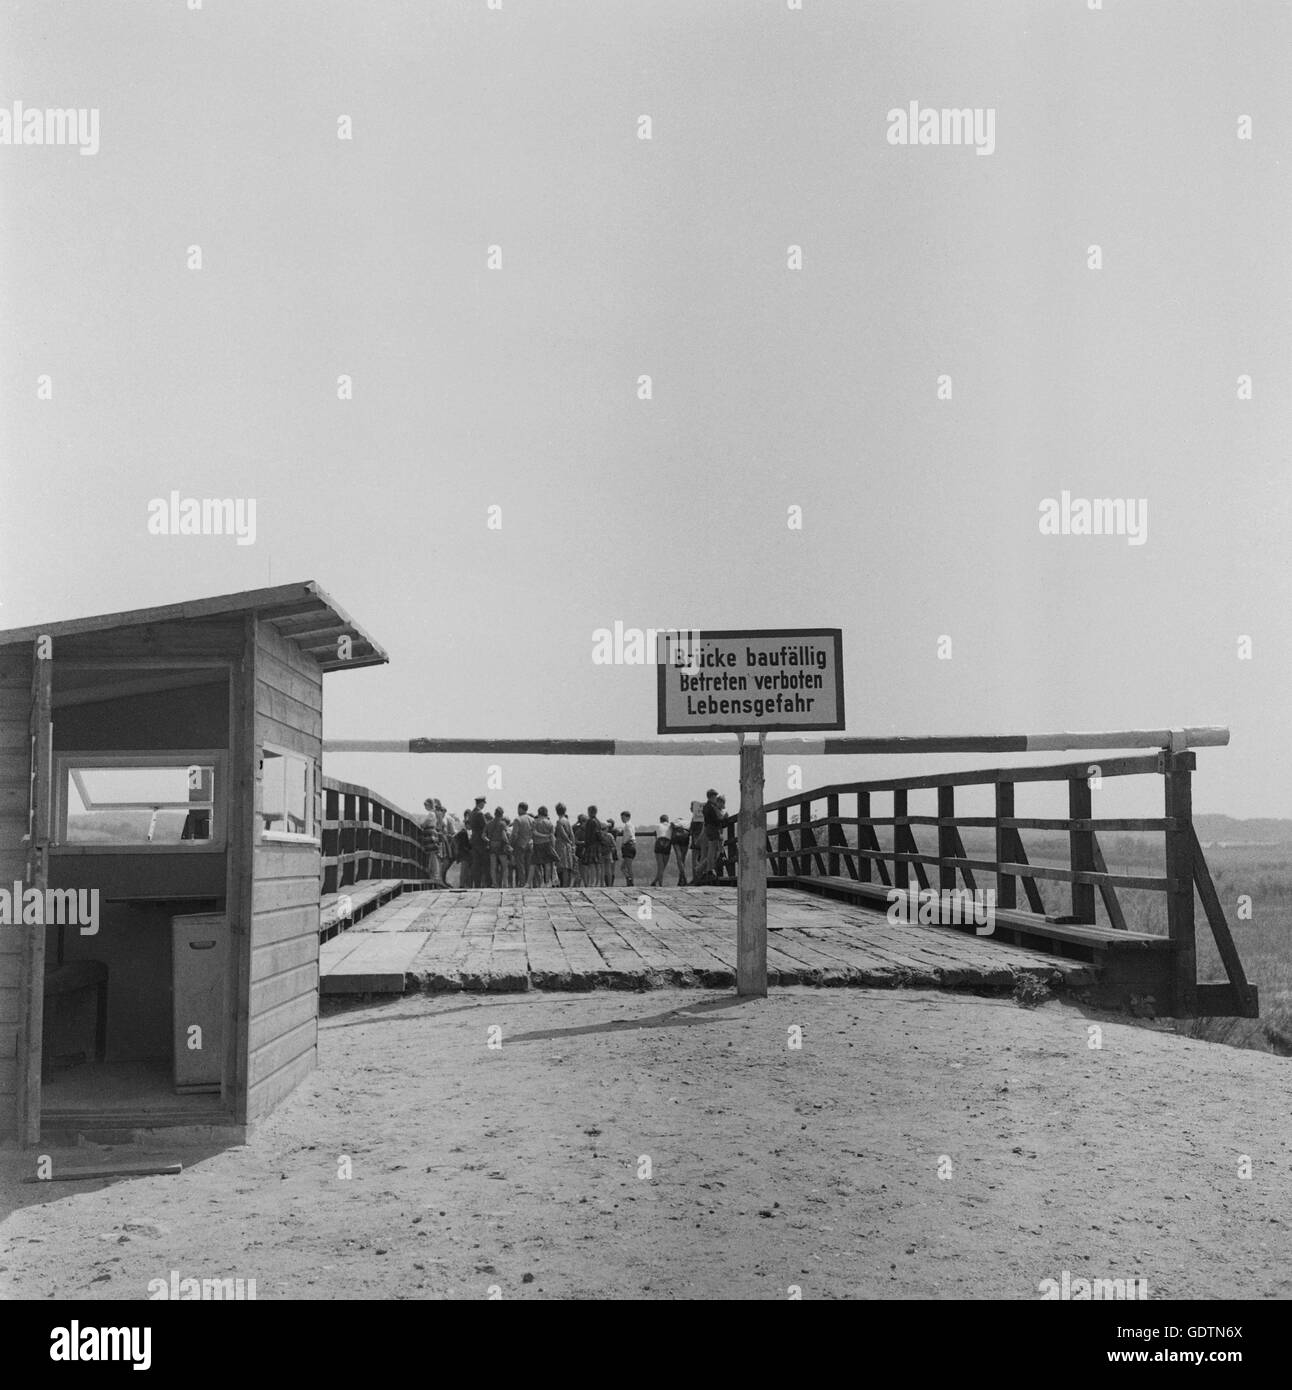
(826, 792, 840, 876)
(937, 785, 955, 893)
(1163, 751, 1197, 1016)
(995, 781, 1015, 910)
(341, 793, 355, 888)
(856, 790, 871, 882)
(892, 789, 909, 893)
(1068, 777, 1096, 923)
(798, 798, 812, 877)
(776, 805, 790, 876)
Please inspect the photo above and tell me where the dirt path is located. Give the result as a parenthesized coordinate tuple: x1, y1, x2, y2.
(3, 987, 1291, 1299)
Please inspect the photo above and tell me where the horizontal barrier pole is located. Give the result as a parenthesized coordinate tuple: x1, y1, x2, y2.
(759, 755, 1180, 807)
(324, 728, 1229, 757)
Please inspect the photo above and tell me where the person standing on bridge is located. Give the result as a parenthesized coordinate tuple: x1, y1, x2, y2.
(712, 794, 729, 880)
(456, 804, 470, 887)
(420, 800, 444, 888)
(554, 803, 575, 886)
(443, 805, 462, 885)
(689, 801, 706, 883)
(602, 817, 618, 887)
(531, 806, 556, 886)
(699, 788, 723, 884)
(502, 818, 514, 886)
(572, 814, 588, 885)
(451, 812, 471, 887)
(487, 806, 509, 889)
(670, 816, 691, 885)
(468, 796, 490, 888)
(512, 802, 534, 885)
(651, 815, 672, 887)
(582, 807, 605, 885)
(618, 811, 637, 886)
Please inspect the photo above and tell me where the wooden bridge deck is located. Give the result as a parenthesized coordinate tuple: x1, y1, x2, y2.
(318, 887, 1097, 996)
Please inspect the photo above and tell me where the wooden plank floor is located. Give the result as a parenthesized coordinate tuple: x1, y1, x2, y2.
(319, 887, 1097, 996)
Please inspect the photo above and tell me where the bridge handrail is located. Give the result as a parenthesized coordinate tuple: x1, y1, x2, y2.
(714, 748, 1256, 1019)
(320, 774, 427, 895)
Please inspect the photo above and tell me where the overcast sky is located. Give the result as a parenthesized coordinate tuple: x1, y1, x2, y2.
(2, 0, 1289, 823)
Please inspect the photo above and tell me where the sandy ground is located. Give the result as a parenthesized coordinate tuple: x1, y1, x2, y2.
(3, 986, 1291, 1300)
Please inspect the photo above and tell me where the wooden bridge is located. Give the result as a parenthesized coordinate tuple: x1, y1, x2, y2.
(317, 885, 1098, 998)
(0, 580, 1259, 1147)
(317, 730, 1258, 1019)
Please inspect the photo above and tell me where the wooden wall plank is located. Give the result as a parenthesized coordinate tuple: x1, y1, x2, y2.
(253, 875, 320, 915)
(247, 1016, 315, 1087)
(0, 654, 34, 685)
(255, 651, 323, 712)
(0, 721, 29, 751)
(251, 933, 318, 984)
(253, 843, 322, 881)
(259, 619, 321, 668)
(249, 961, 317, 1015)
(255, 634, 323, 707)
(254, 711, 316, 759)
(255, 684, 322, 739)
(0, 1054, 17, 1112)
(250, 904, 320, 950)
(248, 992, 317, 1055)
(245, 1048, 315, 1125)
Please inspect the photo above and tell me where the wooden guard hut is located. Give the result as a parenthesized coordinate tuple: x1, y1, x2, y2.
(0, 582, 386, 1144)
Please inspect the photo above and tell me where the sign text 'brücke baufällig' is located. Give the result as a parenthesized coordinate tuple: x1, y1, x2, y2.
(656, 629, 844, 734)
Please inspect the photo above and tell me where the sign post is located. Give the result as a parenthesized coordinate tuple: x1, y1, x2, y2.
(736, 731, 767, 996)
(657, 629, 844, 999)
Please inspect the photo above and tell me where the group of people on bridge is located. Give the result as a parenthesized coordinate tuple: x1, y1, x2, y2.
(418, 790, 729, 890)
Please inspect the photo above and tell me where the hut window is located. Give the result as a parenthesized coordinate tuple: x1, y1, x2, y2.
(261, 746, 315, 841)
(56, 754, 222, 848)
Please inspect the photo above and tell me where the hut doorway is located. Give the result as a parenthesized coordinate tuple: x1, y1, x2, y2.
(35, 663, 240, 1135)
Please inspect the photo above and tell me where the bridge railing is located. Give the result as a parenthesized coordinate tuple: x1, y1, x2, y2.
(718, 749, 1256, 1019)
(321, 775, 427, 895)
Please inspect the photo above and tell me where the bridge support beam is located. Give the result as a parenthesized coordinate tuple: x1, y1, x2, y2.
(737, 732, 768, 998)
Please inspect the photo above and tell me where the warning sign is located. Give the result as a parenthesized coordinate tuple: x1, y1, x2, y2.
(656, 628, 844, 734)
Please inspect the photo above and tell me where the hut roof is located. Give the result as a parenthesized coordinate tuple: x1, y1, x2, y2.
(0, 580, 387, 672)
